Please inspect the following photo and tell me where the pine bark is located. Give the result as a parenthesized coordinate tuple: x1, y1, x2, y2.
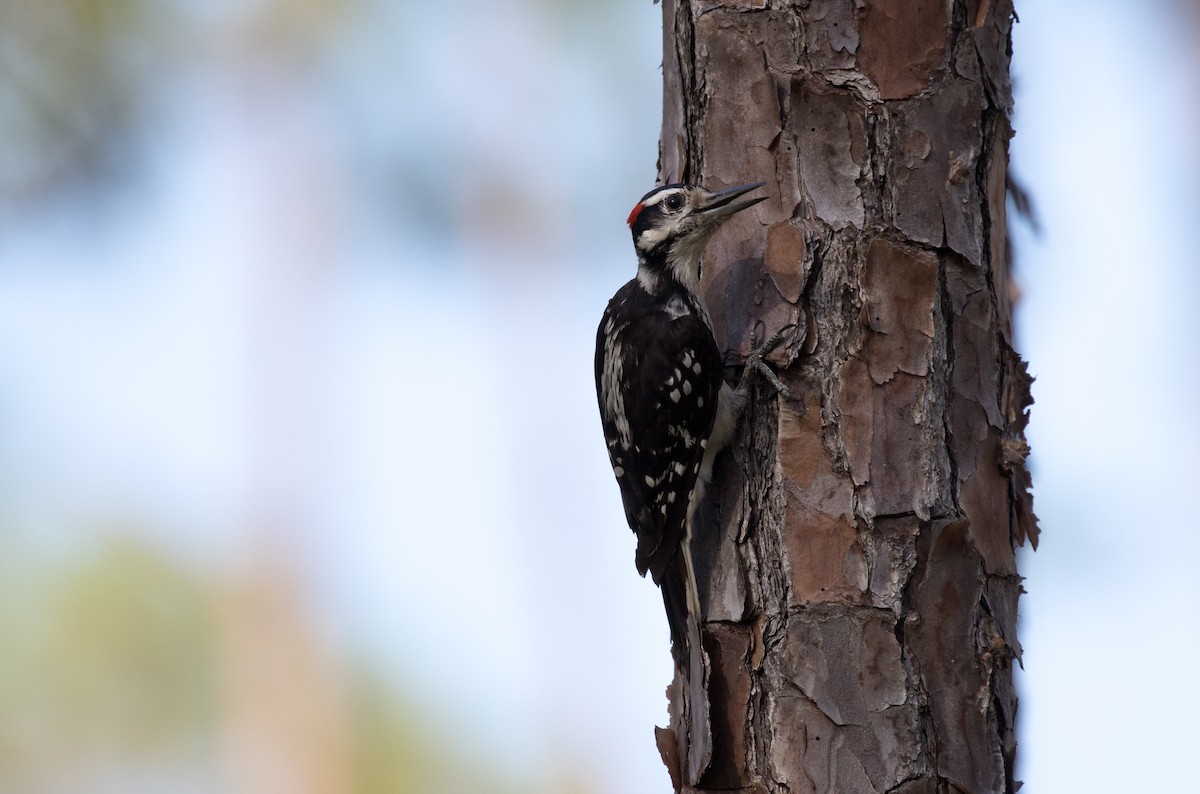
(653, 2, 1038, 792)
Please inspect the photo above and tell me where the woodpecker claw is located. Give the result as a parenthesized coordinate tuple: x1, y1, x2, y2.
(751, 323, 796, 358)
(742, 323, 796, 400)
(749, 356, 790, 398)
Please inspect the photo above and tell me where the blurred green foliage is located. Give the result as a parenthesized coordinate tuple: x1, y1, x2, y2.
(39, 538, 218, 753)
(0, 537, 216, 787)
(0, 0, 171, 203)
(0, 0, 357, 206)
(351, 673, 537, 794)
(0, 534, 553, 792)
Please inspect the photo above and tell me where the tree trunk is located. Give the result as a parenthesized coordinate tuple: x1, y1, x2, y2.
(653, 2, 1038, 792)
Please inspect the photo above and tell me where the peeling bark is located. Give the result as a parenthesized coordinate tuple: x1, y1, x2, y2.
(653, 1, 1036, 791)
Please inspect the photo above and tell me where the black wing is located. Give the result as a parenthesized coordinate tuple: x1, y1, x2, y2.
(595, 281, 722, 583)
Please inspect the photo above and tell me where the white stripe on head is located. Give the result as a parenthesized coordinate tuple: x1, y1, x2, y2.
(643, 186, 688, 207)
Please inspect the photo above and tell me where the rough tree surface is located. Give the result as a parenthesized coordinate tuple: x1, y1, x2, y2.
(652, 2, 1038, 792)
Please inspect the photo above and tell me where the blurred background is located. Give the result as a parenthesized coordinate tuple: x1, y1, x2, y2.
(0, 0, 1196, 792)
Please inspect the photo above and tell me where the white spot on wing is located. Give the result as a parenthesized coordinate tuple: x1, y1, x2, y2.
(669, 389, 681, 403)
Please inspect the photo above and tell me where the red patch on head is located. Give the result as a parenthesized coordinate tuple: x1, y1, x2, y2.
(626, 201, 645, 227)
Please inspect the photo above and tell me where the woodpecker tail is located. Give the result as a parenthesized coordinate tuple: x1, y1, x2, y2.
(659, 553, 693, 671)
(659, 528, 713, 786)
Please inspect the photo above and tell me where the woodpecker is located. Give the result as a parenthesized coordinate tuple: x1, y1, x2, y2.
(594, 181, 781, 669)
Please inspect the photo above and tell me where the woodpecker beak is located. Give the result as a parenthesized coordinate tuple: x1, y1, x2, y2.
(698, 181, 767, 218)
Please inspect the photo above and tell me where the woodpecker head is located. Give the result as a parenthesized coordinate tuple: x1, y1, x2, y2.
(627, 182, 766, 295)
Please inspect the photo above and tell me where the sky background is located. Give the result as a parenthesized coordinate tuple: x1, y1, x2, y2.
(0, 1, 1197, 792)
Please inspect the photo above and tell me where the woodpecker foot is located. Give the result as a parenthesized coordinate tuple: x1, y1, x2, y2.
(742, 324, 796, 399)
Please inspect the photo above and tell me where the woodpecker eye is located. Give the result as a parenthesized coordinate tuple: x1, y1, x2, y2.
(665, 194, 685, 211)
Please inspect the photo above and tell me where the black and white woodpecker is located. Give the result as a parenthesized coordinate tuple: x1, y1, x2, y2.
(594, 181, 783, 669)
